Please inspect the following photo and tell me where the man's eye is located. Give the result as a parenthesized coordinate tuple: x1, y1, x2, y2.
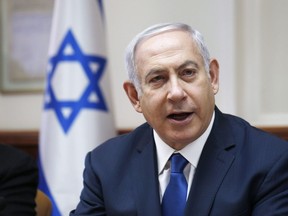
(150, 75, 164, 83)
(182, 69, 196, 76)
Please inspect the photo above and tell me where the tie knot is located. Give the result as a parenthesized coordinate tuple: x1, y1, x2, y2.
(170, 153, 188, 173)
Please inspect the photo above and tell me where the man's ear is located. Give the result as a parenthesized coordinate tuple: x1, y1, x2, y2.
(209, 59, 220, 95)
(123, 81, 142, 113)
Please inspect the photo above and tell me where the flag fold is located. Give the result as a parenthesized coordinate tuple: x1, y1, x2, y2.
(39, 1, 115, 215)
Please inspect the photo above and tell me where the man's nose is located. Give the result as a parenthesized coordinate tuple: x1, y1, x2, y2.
(167, 79, 186, 102)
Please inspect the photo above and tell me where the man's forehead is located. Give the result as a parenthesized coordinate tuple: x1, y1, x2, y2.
(135, 30, 195, 59)
(137, 30, 190, 48)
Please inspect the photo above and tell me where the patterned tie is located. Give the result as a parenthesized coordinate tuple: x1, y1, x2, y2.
(162, 153, 189, 216)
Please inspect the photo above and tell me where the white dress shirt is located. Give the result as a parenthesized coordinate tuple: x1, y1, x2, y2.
(154, 112, 215, 202)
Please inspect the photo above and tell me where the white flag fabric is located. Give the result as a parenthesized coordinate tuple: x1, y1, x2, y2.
(38, 0, 116, 215)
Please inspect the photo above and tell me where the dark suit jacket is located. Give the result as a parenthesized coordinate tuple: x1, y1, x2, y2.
(0, 144, 38, 216)
(71, 108, 288, 216)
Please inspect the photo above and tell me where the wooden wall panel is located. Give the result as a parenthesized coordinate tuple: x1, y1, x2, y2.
(0, 127, 287, 159)
(0, 131, 38, 158)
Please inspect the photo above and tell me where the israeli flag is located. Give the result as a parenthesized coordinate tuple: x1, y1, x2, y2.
(38, 0, 116, 215)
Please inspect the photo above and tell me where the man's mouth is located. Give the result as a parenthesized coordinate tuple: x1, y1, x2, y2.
(167, 112, 192, 121)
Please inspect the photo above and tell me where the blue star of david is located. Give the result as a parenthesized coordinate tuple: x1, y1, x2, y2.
(44, 29, 108, 134)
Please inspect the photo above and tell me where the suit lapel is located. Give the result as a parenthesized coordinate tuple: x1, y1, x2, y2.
(129, 124, 162, 216)
(185, 109, 236, 215)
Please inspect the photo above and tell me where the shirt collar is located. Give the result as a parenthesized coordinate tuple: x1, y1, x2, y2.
(155, 111, 215, 175)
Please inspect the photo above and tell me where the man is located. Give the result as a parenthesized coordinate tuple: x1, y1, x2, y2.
(70, 22, 288, 215)
(0, 144, 38, 215)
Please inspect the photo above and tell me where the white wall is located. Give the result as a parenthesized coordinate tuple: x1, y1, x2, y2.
(2, 0, 287, 131)
(104, 0, 236, 129)
(236, 0, 288, 126)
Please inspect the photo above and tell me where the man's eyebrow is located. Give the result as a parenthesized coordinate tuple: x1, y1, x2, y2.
(145, 60, 200, 79)
(146, 67, 165, 78)
(177, 60, 199, 71)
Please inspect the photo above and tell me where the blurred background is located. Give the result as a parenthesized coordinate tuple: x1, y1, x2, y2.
(0, 0, 287, 131)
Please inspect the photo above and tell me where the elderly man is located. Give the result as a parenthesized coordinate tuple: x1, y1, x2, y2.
(71, 22, 288, 216)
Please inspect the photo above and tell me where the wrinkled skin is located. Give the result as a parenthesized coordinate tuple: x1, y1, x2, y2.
(124, 30, 219, 150)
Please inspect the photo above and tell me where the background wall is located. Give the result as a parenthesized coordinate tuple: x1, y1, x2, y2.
(0, 0, 287, 131)
(236, 0, 288, 126)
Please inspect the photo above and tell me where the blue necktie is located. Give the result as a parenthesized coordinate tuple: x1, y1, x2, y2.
(162, 153, 188, 216)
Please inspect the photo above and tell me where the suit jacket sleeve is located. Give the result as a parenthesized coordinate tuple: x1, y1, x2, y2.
(70, 123, 161, 216)
(0, 144, 38, 216)
(70, 151, 106, 216)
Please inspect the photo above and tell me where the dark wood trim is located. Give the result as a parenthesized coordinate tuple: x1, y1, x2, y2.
(0, 130, 131, 158)
(0, 131, 39, 158)
(117, 129, 132, 135)
(0, 126, 287, 158)
(259, 126, 288, 141)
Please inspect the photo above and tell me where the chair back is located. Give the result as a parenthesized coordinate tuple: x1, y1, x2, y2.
(35, 190, 52, 216)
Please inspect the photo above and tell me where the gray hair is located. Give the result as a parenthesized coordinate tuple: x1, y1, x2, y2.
(125, 22, 211, 93)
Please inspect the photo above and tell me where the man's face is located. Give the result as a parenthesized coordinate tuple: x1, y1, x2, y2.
(124, 30, 219, 149)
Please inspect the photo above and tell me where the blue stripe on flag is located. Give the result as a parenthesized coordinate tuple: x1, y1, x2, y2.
(97, 0, 105, 18)
(38, 158, 61, 216)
